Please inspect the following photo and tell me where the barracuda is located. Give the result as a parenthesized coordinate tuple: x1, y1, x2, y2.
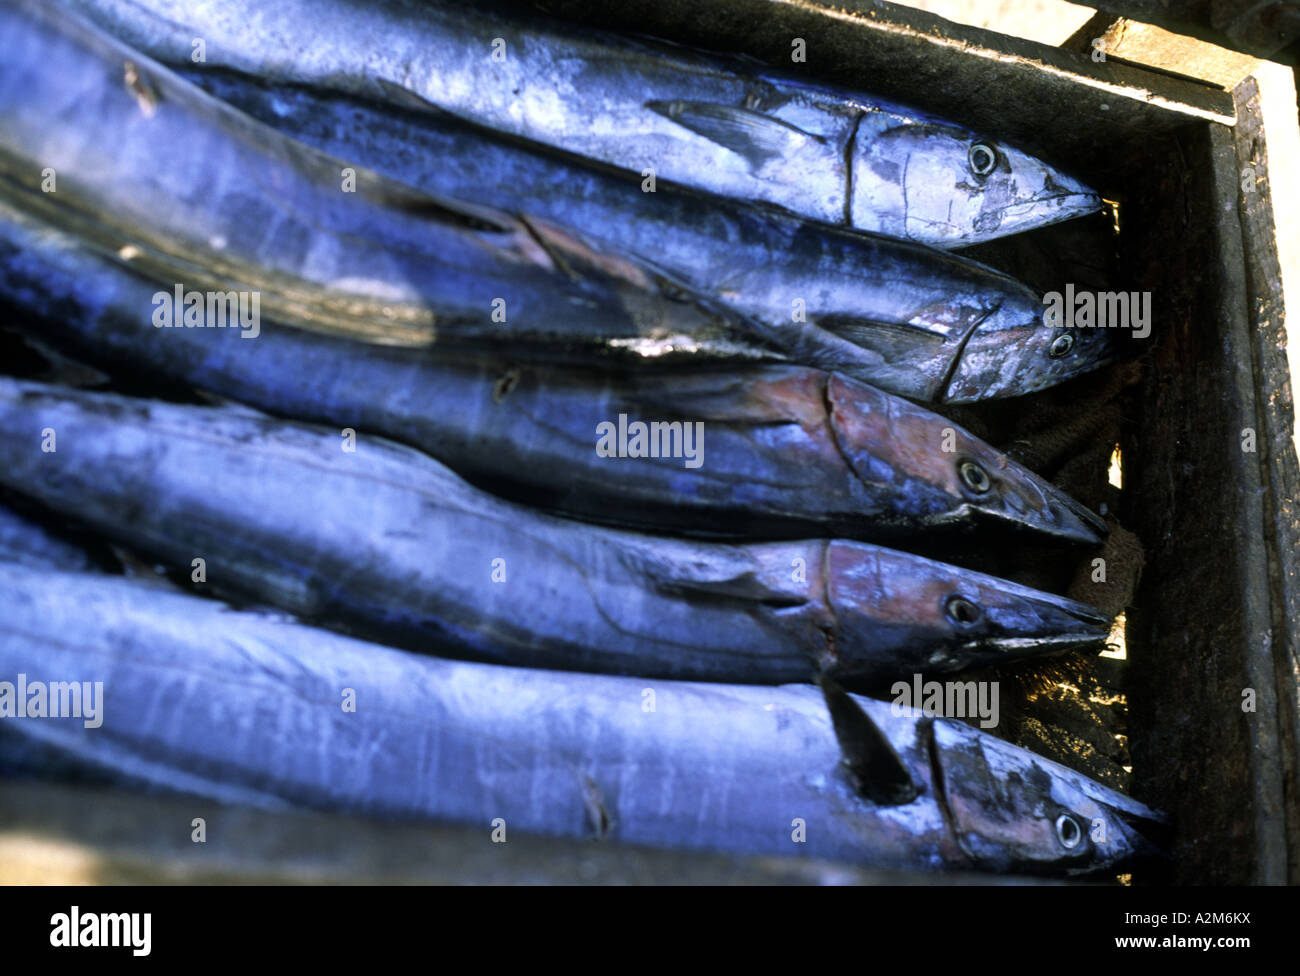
(0, 198, 1107, 546)
(0, 379, 1110, 684)
(0, 566, 1166, 874)
(0, 0, 769, 361)
(1, 0, 1117, 399)
(60, 0, 1103, 249)
(177, 67, 1121, 402)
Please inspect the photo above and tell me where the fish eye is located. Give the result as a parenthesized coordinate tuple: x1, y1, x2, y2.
(968, 142, 997, 177)
(945, 595, 982, 626)
(1049, 333, 1075, 358)
(1055, 813, 1085, 850)
(958, 459, 991, 494)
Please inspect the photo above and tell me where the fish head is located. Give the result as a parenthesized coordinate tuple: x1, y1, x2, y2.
(826, 542, 1110, 679)
(942, 294, 1125, 402)
(826, 375, 1107, 546)
(932, 718, 1169, 875)
(852, 120, 1101, 247)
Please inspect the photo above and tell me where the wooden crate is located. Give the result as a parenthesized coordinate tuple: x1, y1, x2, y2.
(2, 0, 1296, 883)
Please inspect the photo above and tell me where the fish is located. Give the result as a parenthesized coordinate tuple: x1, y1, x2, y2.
(175, 67, 1121, 402)
(0, 0, 1117, 400)
(0, 379, 1110, 685)
(0, 197, 1108, 546)
(59, 0, 1103, 248)
(0, 565, 1166, 875)
(0, 502, 95, 571)
(0, 0, 769, 362)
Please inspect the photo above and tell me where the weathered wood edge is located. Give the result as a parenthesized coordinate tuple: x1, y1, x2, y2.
(1086, 0, 1300, 64)
(1063, 14, 1263, 90)
(1206, 115, 1289, 883)
(1231, 75, 1300, 884)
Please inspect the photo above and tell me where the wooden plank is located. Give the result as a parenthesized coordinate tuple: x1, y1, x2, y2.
(1085, 0, 1300, 63)
(884, 0, 1096, 47)
(1122, 114, 1290, 883)
(1208, 114, 1292, 883)
(1231, 74, 1300, 883)
(1067, 16, 1262, 89)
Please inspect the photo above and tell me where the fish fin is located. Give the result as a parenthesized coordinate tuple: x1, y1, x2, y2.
(645, 99, 822, 169)
(655, 569, 807, 609)
(617, 371, 802, 425)
(818, 676, 920, 806)
(580, 774, 615, 840)
(643, 549, 808, 608)
(107, 544, 175, 587)
(37, 359, 110, 390)
(6, 332, 110, 389)
(371, 77, 461, 121)
(816, 315, 953, 359)
(189, 389, 274, 416)
(365, 177, 515, 235)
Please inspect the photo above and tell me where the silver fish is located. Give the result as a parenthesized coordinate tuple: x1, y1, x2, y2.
(59, 0, 1103, 248)
(0, 566, 1166, 874)
(0, 379, 1109, 684)
(177, 67, 1122, 402)
(0, 196, 1108, 546)
(0, 0, 764, 360)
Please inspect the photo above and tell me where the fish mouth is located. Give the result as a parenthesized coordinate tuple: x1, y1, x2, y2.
(961, 593, 1110, 661)
(1074, 766, 1172, 867)
(974, 489, 1109, 547)
(928, 190, 1103, 248)
(926, 491, 1107, 547)
(986, 191, 1104, 237)
(961, 631, 1107, 660)
(1051, 487, 1109, 542)
(1108, 807, 1174, 867)
(1034, 190, 1104, 210)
